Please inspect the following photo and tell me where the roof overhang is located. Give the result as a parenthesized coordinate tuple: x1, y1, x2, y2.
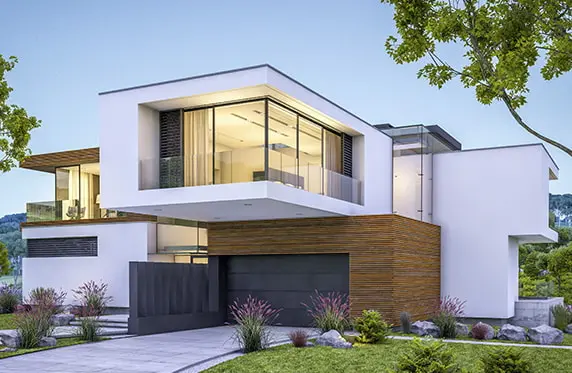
(20, 147, 100, 173)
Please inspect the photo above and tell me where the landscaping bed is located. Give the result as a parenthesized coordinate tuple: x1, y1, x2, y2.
(204, 339, 572, 373)
(0, 337, 86, 359)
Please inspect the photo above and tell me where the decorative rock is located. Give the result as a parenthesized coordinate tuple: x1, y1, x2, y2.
(305, 341, 315, 347)
(455, 323, 469, 337)
(51, 313, 75, 326)
(38, 336, 57, 347)
(315, 330, 352, 349)
(528, 324, 564, 345)
(565, 324, 572, 334)
(0, 347, 17, 353)
(470, 322, 495, 340)
(411, 321, 441, 338)
(0, 330, 21, 348)
(498, 324, 527, 342)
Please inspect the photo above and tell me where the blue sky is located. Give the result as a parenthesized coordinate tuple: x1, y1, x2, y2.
(0, 0, 570, 217)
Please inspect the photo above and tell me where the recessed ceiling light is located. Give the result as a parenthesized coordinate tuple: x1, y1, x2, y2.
(213, 217, 221, 220)
(244, 203, 252, 206)
(154, 208, 163, 212)
(296, 213, 304, 216)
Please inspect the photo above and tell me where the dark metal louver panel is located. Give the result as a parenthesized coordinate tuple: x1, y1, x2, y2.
(342, 133, 352, 178)
(27, 237, 98, 257)
(159, 110, 183, 188)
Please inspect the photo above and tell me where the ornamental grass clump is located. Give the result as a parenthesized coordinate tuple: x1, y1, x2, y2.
(481, 347, 533, 373)
(391, 337, 464, 373)
(0, 283, 20, 313)
(75, 316, 101, 342)
(354, 309, 392, 344)
(551, 304, 572, 331)
(73, 280, 113, 316)
(302, 290, 351, 333)
(229, 295, 280, 353)
(15, 287, 62, 349)
(288, 329, 310, 348)
(400, 311, 412, 334)
(28, 287, 66, 315)
(433, 296, 466, 338)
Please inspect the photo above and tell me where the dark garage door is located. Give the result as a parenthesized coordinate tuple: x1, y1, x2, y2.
(226, 254, 349, 326)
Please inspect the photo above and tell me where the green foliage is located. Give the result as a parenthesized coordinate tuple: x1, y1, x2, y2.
(551, 304, 572, 331)
(381, 0, 572, 156)
(75, 317, 101, 342)
(392, 338, 465, 373)
(522, 251, 549, 278)
(548, 244, 572, 293)
(0, 284, 20, 313)
(15, 308, 53, 349)
(0, 55, 41, 172)
(401, 311, 412, 334)
(481, 347, 533, 373)
(433, 312, 458, 339)
(0, 242, 10, 276)
(354, 309, 392, 344)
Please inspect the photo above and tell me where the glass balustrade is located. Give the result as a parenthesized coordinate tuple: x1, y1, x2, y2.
(26, 200, 124, 223)
(140, 147, 362, 204)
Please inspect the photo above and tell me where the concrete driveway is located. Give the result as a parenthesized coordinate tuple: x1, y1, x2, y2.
(0, 326, 313, 373)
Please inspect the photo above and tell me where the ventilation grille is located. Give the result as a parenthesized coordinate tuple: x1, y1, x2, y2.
(342, 133, 352, 178)
(159, 110, 183, 188)
(27, 237, 98, 257)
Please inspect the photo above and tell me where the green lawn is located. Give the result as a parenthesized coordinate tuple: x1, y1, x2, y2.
(0, 337, 87, 359)
(0, 313, 16, 330)
(204, 340, 572, 373)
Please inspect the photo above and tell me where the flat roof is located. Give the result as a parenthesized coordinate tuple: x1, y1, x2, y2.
(20, 147, 100, 173)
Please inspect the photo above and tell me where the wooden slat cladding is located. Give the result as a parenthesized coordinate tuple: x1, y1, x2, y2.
(208, 214, 441, 325)
(21, 213, 157, 228)
(20, 148, 100, 173)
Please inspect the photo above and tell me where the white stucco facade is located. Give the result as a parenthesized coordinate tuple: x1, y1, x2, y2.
(433, 145, 558, 319)
(22, 222, 156, 307)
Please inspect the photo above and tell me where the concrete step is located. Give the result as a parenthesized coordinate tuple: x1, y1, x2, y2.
(53, 326, 129, 338)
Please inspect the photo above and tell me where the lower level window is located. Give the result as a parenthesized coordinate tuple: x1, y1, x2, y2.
(27, 237, 98, 257)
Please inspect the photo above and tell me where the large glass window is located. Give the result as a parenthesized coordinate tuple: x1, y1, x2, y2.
(214, 101, 266, 184)
(56, 166, 80, 219)
(183, 108, 213, 186)
(267, 102, 298, 186)
(298, 117, 323, 194)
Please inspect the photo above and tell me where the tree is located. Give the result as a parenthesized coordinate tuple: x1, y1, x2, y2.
(0, 242, 10, 276)
(0, 55, 41, 172)
(548, 244, 572, 292)
(381, 0, 572, 156)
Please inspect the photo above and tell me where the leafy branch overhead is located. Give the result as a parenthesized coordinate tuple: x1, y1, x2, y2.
(381, 0, 572, 156)
(0, 55, 41, 172)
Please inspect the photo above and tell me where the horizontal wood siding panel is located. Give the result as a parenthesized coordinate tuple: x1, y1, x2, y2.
(208, 214, 441, 325)
(20, 148, 100, 173)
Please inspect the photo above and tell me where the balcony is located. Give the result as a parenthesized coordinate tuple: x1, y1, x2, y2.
(140, 148, 361, 205)
(26, 200, 125, 223)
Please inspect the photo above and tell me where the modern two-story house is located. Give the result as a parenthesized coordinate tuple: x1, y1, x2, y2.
(20, 65, 558, 330)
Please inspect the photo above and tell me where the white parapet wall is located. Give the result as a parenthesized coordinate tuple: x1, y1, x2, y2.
(433, 144, 558, 319)
(22, 222, 156, 308)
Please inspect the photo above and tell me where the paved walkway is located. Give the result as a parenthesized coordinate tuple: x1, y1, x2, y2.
(0, 326, 314, 373)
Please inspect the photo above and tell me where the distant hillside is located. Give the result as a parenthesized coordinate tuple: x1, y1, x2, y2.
(550, 194, 572, 227)
(0, 213, 26, 258)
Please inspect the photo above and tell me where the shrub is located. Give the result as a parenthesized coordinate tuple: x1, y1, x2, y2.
(392, 337, 464, 373)
(481, 347, 533, 373)
(229, 295, 280, 353)
(354, 309, 392, 344)
(433, 296, 466, 338)
(75, 316, 101, 342)
(288, 329, 309, 348)
(72, 280, 113, 316)
(551, 304, 572, 331)
(302, 290, 350, 333)
(0, 284, 21, 313)
(15, 307, 53, 349)
(471, 323, 491, 340)
(28, 287, 66, 315)
(401, 311, 412, 334)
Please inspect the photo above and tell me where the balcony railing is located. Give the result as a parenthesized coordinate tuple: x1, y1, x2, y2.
(140, 148, 362, 204)
(26, 200, 125, 223)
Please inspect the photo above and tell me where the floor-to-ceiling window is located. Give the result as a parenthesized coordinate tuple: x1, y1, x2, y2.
(267, 102, 298, 186)
(54, 164, 101, 220)
(183, 108, 213, 186)
(298, 117, 323, 194)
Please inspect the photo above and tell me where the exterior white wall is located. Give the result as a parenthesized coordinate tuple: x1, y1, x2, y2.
(99, 65, 393, 219)
(22, 222, 155, 307)
(433, 145, 557, 319)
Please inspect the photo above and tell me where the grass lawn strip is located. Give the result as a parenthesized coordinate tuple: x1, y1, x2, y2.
(204, 339, 572, 373)
(0, 313, 16, 330)
(0, 337, 88, 359)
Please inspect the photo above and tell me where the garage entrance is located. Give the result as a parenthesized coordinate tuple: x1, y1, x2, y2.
(226, 254, 349, 326)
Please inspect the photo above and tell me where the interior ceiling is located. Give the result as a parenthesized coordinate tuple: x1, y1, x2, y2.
(117, 198, 342, 222)
(144, 85, 362, 137)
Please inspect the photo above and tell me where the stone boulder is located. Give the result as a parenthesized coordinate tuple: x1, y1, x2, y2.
(0, 330, 21, 348)
(51, 313, 74, 326)
(38, 336, 57, 347)
(498, 324, 527, 342)
(0, 347, 17, 352)
(455, 323, 469, 337)
(411, 321, 441, 338)
(470, 322, 495, 340)
(528, 324, 563, 345)
(565, 324, 572, 334)
(315, 330, 352, 349)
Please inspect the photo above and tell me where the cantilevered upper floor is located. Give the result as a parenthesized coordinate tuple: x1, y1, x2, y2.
(99, 65, 394, 221)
